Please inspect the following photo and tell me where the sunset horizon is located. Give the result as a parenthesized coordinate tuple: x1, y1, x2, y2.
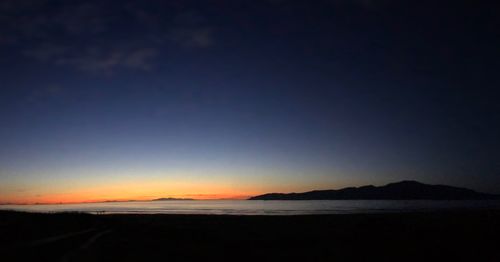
(3, 178, 497, 205)
(2, 1, 499, 207)
(1, 1, 500, 260)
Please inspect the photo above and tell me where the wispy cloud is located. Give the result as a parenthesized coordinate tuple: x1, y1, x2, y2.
(23, 43, 158, 72)
(170, 27, 215, 48)
(169, 11, 215, 48)
(25, 84, 67, 104)
(55, 46, 158, 72)
(1, 1, 216, 73)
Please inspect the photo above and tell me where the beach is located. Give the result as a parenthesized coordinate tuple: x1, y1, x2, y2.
(1, 210, 499, 261)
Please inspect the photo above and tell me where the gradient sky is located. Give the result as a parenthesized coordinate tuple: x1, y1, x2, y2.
(1, 0, 499, 204)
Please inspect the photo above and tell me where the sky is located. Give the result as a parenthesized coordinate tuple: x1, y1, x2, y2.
(1, 0, 499, 204)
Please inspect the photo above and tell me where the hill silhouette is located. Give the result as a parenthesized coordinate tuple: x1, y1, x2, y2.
(249, 181, 499, 200)
(152, 198, 194, 201)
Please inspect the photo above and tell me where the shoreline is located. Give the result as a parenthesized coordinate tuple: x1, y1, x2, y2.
(2, 198, 500, 216)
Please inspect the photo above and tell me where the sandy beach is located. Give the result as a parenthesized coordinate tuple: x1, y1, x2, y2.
(1, 210, 499, 261)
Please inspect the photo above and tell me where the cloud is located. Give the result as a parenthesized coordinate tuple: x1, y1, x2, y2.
(170, 27, 215, 48)
(325, 0, 384, 9)
(168, 11, 216, 48)
(25, 84, 67, 104)
(23, 41, 158, 72)
(1, 1, 216, 72)
(51, 3, 108, 35)
(23, 43, 69, 61)
(122, 48, 158, 70)
(55, 46, 158, 72)
(0, 34, 17, 45)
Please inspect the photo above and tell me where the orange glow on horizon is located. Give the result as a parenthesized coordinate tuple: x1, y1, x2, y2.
(0, 185, 258, 204)
(0, 168, 344, 205)
(1, 194, 252, 205)
(0, 181, 260, 204)
(0, 189, 256, 205)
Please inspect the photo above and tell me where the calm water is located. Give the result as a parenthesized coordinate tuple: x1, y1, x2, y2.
(2, 200, 500, 215)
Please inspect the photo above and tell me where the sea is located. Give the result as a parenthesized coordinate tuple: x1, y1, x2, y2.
(2, 200, 500, 215)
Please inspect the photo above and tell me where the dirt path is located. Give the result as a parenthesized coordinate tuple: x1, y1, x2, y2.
(60, 229, 113, 262)
(2, 227, 113, 262)
(26, 228, 97, 247)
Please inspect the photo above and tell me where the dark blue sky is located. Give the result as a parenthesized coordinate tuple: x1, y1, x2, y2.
(1, 0, 499, 202)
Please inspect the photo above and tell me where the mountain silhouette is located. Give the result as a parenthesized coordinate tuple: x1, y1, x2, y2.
(153, 198, 194, 201)
(249, 181, 499, 200)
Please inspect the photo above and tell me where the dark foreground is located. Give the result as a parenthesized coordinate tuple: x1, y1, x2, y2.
(1, 210, 499, 262)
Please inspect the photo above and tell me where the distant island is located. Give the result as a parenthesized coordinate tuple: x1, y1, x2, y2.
(249, 181, 500, 200)
(152, 198, 194, 201)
